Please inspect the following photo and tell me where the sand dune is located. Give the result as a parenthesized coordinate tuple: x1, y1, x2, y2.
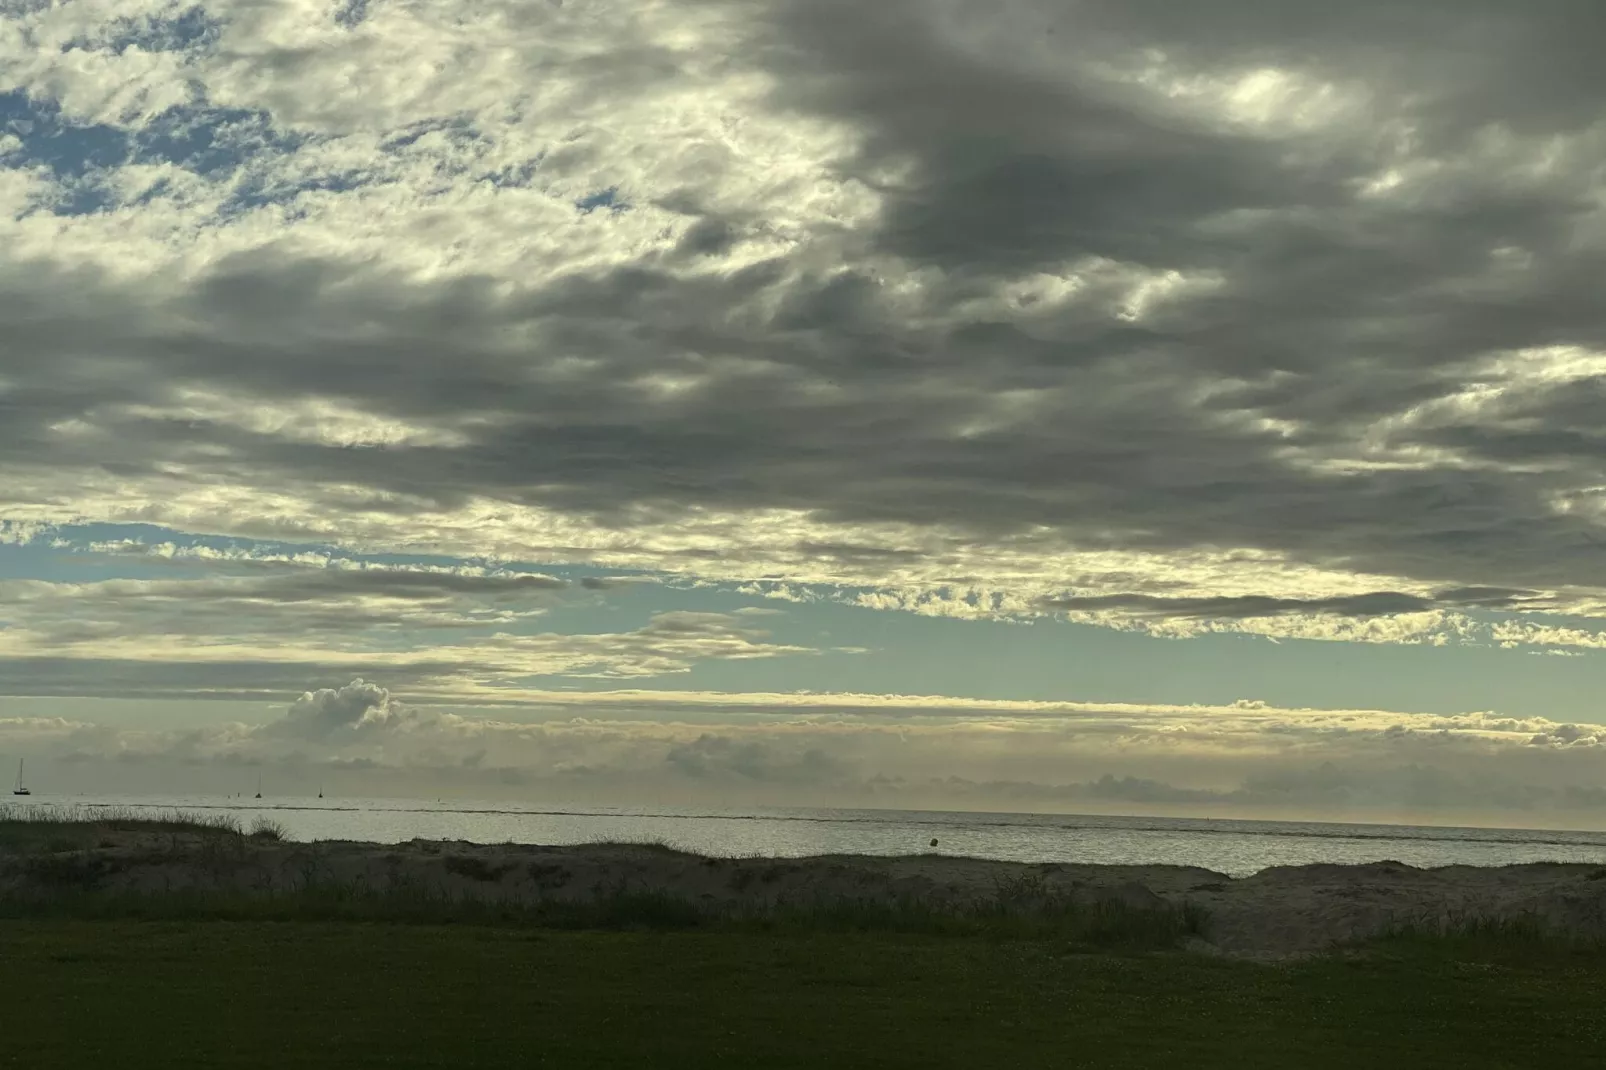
(5, 831, 1605, 957)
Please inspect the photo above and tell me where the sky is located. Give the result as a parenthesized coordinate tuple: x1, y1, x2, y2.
(4, 0, 1606, 827)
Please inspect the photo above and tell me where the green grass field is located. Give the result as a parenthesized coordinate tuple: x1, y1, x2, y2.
(2, 920, 1605, 1069)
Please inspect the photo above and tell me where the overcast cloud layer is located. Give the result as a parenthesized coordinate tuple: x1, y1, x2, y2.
(4, 0, 1606, 821)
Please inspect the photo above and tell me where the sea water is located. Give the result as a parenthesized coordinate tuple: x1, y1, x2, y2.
(11, 796, 1606, 877)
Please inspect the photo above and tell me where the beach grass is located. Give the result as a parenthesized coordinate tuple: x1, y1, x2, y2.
(0, 813, 1205, 947)
(1370, 911, 1606, 960)
(0, 878, 1208, 949)
(2, 919, 1604, 1069)
(0, 804, 249, 852)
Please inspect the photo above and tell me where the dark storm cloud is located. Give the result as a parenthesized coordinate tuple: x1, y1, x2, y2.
(6, 0, 1606, 623)
(747, 0, 1343, 276)
(1054, 0, 1606, 139)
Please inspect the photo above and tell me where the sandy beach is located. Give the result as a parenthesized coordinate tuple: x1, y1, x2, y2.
(6, 829, 1606, 958)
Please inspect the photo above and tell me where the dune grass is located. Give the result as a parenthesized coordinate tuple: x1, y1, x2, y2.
(0, 802, 247, 830)
(0, 814, 1206, 947)
(0, 875, 1209, 949)
(3, 810, 1593, 959)
(1369, 911, 1606, 961)
(3, 919, 1606, 1070)
(245, 816, 289, 841)
(0, 803, 286, 838)
(0, 804, 254, 852)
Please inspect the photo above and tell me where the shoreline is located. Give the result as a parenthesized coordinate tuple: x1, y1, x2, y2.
(19, 795, 1606, 837)
(5, 824, 1606, 956)
(11, 799, 1606, 878)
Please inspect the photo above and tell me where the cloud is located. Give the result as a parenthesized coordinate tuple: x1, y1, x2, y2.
(664, 733, 856, 786)
(1040, 588, 1550, 620)
(0, 566, 568, 646)
(0, 520, 52, 544)
(266, 677, 414, 740)
(1528, 723, 1606, 748)
(9, 676, 1606, 821)
(0, 567, 832, 697)
(2, 0, 1606, 655)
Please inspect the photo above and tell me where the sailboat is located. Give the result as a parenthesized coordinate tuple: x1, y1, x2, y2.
(12, 757, 31, 796)
(254, 772, 262, 800)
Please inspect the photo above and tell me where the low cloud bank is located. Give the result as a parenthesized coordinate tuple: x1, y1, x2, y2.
(5, 678, 1606, 826)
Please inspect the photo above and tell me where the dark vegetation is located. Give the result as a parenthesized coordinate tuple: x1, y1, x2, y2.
(0, 809, 1205, 948)
(4, 920, 1606, 1069)
(0, 869, 1209, 948)
(5, 809, 1606, 1065)
(441, 854, 516, 883)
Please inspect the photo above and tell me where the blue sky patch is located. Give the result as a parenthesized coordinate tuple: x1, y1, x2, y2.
(333, 0, 373, 29)
(62, 5, 223, 55)
(2, 87, 306, 216)
(576, 186, 629, 214)
(1, 90, 129, 180)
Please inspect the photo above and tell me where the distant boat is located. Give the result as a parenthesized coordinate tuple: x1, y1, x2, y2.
(12, 757, 30, 796)
(254, 772, 262, 800)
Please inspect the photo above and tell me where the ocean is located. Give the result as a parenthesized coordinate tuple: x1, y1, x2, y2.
(10, 795, 1606, 877)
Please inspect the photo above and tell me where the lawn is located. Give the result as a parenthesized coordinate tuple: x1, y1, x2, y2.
(2, 921, 1604, 1069)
